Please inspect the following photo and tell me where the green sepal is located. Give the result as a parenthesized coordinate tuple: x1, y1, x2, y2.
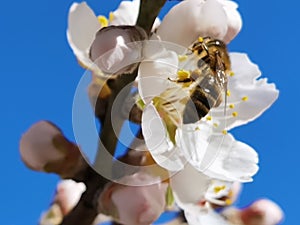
(165, 184, 175, 207)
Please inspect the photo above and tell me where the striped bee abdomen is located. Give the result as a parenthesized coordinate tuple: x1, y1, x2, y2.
(183, 74, 223, 124)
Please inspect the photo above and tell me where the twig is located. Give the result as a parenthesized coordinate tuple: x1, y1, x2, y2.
(60, 168, 107, 225)
(93, 71, 138, 175)
(136, 0, 167, 35)
(59, 1, 167, 224)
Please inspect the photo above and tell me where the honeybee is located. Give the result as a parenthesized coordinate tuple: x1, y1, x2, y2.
(179, 37, 231, 124)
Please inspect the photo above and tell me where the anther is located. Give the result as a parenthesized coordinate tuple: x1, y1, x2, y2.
(109, 12, 114, 22)
(178, 55, 188, 62)
(242, 96, 248, 101)
(177, 70, 190, 80)
(98, 16, 108, 27)
(198, 37, 204, 42)
(226, 90, 231, 97)
(214, 185, 226, 193)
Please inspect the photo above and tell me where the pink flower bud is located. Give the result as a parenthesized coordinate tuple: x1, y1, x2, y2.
(19, 121, 86, 178)
(98, 172, 168, 225)
(240, 199, 284, 225)
(90, 25, 147, 75)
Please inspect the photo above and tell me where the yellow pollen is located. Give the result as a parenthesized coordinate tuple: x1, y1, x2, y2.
(98, 15, 108, 27)
(229, 104, 235, 109)
(229, 71, 235, 77)
(242, 96, 249, 101)
(226, 90, 231, 97)
(178, 55, 188, 62)
(109, 12, 114, 22)
(198, 37, 204, 42)
(214, 185, 226, 193)
(195, 127, 200, 131)
(222, 130, 228, 135)
(232, 112, 238, 117)
(177, 70, 190, 80)
(206, 116, 212, 121)
(225, 199, 232, 205)
(213, 123, 219, 127)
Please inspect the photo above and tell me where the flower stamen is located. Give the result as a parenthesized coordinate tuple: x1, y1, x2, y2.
(178, 55, 188, 62)
(177, 69, 190, 80)
(226, 90, 231, 97)
(242, 96, 249, 101)
(214, 185, 226, 193)
(98, 15, 108, 27)
(109, 12, 114, 22)
(232, 112, 238, 117)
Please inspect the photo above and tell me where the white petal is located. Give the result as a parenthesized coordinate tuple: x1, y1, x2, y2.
(205, 179, 233, 206)
(55, 179, 86, 215)
(149, 147, 185, 172)
(176, 122, 213, 167)
(157, 0, 229, 47)
(201, 133, 259, 182)
(211, 53, 279, 130)
(196, 0, 228, 40)
(142, 104, 184, 171)
(170, 164, 210, 205)
(67, 2, 101, 72)
(221, 0, 242, 43)
(142, 104, 169, 152)
(157, 0, 204, 47)
(184, 205, 230, 225)
(109, 0, 140, 26)
(138, 41, 179, 104)
(152, 18, 161, 31)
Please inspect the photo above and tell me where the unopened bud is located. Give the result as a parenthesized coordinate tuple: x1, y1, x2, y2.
(98, 172, 167, 225)
(240, 199, 284, 225)
(19, 121, 87, 178)
(90, 25, 147, 75)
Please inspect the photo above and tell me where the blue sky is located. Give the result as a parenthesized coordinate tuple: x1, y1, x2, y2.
(0, 0, 298, 224)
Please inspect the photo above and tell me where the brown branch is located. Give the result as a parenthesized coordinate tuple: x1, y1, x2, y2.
(59, 1, 167, 224)
(60, 168, 108, 225)
(136, 0, 167, 35)
(93, 71, 138, 174)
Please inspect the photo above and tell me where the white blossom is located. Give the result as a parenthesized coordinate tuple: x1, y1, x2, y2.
(67, 1, 159, 76)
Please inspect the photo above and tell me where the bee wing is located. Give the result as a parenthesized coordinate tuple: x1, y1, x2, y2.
(215, 53, 228, 115)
